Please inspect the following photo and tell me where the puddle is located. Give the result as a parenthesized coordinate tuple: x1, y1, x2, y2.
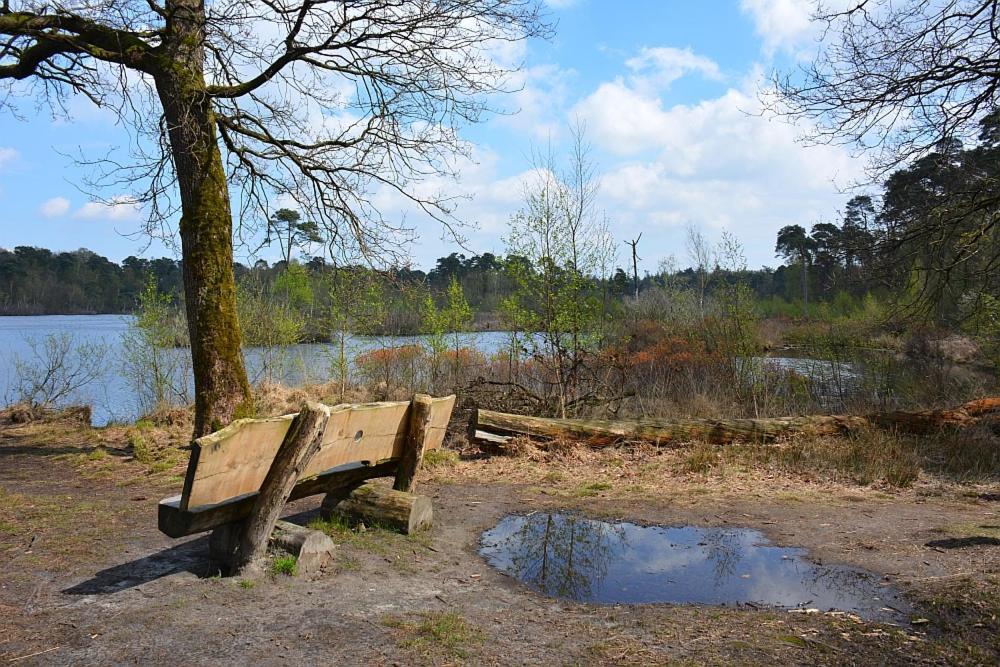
(480, 513, 910, 620)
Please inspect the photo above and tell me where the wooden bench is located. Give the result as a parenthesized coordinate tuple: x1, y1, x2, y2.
(158, 394, 456, 573)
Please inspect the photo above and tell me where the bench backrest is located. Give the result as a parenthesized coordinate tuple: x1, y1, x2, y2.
(179, 396, 456, 511)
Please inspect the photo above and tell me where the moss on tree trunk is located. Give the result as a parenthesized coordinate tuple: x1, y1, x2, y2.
(155, 0, 252, 437)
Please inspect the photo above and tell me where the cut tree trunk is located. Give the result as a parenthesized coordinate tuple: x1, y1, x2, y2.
(471, 398, 1000, 448)
(269, 521, 335, 574)
(232, 401, 331, 575)
(393, 393, 433, 492)
(156, 0, 252, 438)
(325, 483, 433, 534)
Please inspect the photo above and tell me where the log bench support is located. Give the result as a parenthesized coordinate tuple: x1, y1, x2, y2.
(232, 401, 330, 576)
(318, 393, 434, 535)
(322, 482, 433, 534)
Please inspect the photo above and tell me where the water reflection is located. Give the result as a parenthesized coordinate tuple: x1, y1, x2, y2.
(493, 512, 624, 600)
(480, 513, 908, 620)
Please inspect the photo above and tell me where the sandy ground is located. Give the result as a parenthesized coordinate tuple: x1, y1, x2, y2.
(1, 419, 998, 666)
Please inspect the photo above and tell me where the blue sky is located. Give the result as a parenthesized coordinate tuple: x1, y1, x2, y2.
(0, 0, 863, 273)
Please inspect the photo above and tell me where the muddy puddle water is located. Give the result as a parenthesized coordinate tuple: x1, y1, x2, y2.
(480, 513, 909, 620)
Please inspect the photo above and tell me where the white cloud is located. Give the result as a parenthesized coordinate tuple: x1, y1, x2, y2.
(40, 196, 71, 218)
(497, 63, 575, 139)
(625, 47, 723, 89)
(571, 66, 862, 267)
(74, 196, 143, 222)
(0, 147, 17, 170)
(377, 48, 862, 270)
(545, 0, 580, 8)
(739, 0, 815, 55)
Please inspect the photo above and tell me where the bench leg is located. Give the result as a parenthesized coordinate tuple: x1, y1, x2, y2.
(323, 482, 433, 534)
(209, 522, 242, 568)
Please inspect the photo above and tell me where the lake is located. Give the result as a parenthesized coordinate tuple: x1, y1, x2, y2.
(0, 315, 516, 425)
(1, 315, 983, 426)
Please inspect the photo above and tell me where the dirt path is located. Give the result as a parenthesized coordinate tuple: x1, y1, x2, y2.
(1, 422, 998, 665)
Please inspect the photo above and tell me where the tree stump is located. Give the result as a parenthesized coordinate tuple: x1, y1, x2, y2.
(270, 520, 335, 574)
(232, 401, 331, 576)
(210, 520, 335, 575)
(326, 483, 433, 534)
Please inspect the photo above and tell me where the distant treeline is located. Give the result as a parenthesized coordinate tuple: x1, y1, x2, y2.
(0, 236, 882, 319)
(0, 241, 875, 318)
(4, 114, 1000, 326)
(0, 248, 182, 315)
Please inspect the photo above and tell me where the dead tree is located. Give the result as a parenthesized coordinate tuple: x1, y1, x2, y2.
(1, 0, 548, 436)
(626, 234, 641, 300)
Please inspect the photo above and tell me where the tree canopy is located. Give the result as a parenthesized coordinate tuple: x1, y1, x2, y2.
(1, 0, 548, 435)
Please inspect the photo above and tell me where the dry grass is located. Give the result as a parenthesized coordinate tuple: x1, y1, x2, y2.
(724, 426, 1000, 488)
(252, 380, 375, 418)
(0, 486, 126, 567)
(428, 423, 999, 507)
(422, 448, 459, 469)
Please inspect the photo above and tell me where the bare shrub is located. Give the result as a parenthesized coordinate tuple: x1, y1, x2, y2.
(355, 345, 425, 400)
(10, 333, 108, 415)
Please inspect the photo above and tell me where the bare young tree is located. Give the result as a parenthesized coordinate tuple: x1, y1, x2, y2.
(504, 126, 612, 417)
(12, 333, 109, 412)
(1, 0, 547, 435)
(685, 224, 716, 318)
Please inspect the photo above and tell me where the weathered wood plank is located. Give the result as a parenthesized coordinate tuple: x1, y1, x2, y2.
(158, 460, 398, 538)
(182, 395, 455, 509)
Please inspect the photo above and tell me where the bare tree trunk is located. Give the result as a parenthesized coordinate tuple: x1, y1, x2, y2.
(628, 235, 641, 300)
(801, 255, 809, 317)
(157, 0, 252, 437)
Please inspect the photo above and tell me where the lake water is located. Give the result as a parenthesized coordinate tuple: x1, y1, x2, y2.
(0, 315, 515, 425)
(480, 512, 910, 621)
(1, 315, 978, 426)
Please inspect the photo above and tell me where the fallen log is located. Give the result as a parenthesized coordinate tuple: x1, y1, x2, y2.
(470, 398, 1000, 448)
(869, 397, 1000, 434)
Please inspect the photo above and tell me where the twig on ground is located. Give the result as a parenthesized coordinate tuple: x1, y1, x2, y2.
(7, 646, 60, 662)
